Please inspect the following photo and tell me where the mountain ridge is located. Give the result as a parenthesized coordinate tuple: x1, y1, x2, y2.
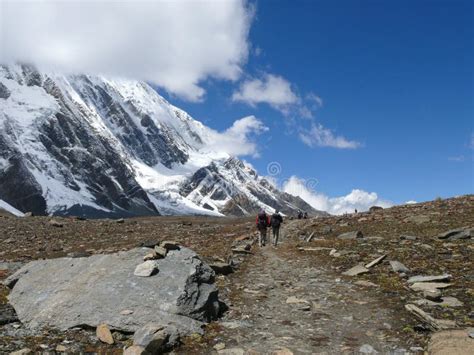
(0, 64, 325, 218)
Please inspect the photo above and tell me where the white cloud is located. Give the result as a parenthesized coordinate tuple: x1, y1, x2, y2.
(283, 176, 393, 215)
(448, 155, 465, 162)
(208, 116, 268, 157)
(299, 123, 361, 149)
(0, 0, 254, 102)
(405, 200, 417, 204)
(232, 73, 299, 112)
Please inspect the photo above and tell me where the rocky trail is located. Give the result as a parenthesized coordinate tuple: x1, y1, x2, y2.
(179, 232, 413, 355)
(0, 195, 473, 354)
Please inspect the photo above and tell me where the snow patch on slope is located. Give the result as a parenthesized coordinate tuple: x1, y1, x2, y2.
(0, 199, 24, 217)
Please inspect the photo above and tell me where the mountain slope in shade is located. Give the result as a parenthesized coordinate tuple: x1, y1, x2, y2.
(0, 64, 324, 217)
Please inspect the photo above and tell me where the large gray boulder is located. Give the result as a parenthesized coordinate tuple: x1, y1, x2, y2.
(5, 247, 221, 334)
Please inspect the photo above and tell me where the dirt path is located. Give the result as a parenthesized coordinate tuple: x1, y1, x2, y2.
(182, 232, 415, 354)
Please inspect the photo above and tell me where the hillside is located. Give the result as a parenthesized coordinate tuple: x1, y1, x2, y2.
(0, 195, 472, 353)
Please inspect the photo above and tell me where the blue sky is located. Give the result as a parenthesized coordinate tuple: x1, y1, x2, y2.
(160, 0, 473, 207)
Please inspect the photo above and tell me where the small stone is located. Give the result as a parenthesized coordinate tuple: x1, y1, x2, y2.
(389, 260, 410, 273)
(423, 289, 442, 301)
(272, 348, 294, 355)
(354, 280, 378, 288)
(210, 262, 233, 275)
(160, 241, 180, 250)
(359, 344, 378, 354)
(124, 345, 146, 355)
(400, 235, 417, 241)
(214, 343, 226, 351)
(218, 348, 245, 355)
(337, 231, 363, 240)
(143, 252, 157, 261)
(49, 219, 63, 228)
(134, 260, 159, 277)
(120, 309, 134, 315)
(342, 264, 369, 276)
(10, 349, 32, 355)
(55, 345, 67, 352)
(286, 296, 308, 304)
(154, 246, 168, 258)
(116, 218, 125, 224)
(96, 323, 114, 344)
(410, 282, 451, 292)
(133, 323, 168, 353)
(407, 274, 451, 284)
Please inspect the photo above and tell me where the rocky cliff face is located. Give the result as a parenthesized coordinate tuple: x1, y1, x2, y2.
(0, 64, 323, 217)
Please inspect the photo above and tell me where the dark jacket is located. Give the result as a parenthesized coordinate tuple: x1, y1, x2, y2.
(271, 213, 283, 228)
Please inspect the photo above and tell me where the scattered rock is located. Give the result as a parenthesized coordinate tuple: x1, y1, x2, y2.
(410, 282, 451, 292)
(134, 260, 159, 277)
(437, 227, 473, 240)
(404, 215, 430, 224)
(10, 349, 32, 355)
(286, 296, 309, 304)
(407, 274, 451, 284)
(139, 240, 160, 248)
(218, 348, 245, 355)
(49, 219, 63, 228)
(143, 251, 158, 261)
(96, 323, 114, 344)
(428, 328, 474, 354)
(405, 304, 456, 331)
(210, 262, 233, 275)
(272, 348, 294, 355)
(365, 254, 387, 268)
(414, 297, 463, 308)
(116, 218, 125, 224)
(160, 241, 180, 250)
(23, 212, 33, 217)
(342, 264, 369, 276)
(423, 289, 442, 301)
(337, 231, 363, 240)
(154, 245, 168, 258)
(120, 309, 134, 315)
(298, 247, 333, 252)
(354, 280, 378, 288)
(214, 343, 226, 351)
(389, 260, 410, 273)
(124, 345, 147, 355)
(369, 206, 383, 212)
(400, 235, 417, 241)
(133, 323, 169, 353)
(5, 247, 220, 334)
(0, 304, 19, 325)
(359, 344, 378, 353)
(55, 345, 67, 352)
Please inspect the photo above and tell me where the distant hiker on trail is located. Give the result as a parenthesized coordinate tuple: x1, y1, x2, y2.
(297, 210, 303, 219)
(256, 209, 270, 247)
(303, 211, 308, 219)
(270, 210, 283, 246)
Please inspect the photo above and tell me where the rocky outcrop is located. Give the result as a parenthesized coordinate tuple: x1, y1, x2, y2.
(5, 247, 221, 334)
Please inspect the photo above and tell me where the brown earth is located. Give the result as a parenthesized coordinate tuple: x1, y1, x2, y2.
(0, 195, 473, 353)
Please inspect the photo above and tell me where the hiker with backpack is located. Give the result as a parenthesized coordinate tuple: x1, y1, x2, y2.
(270, 210, 283, 246)
(256, 209, 270, 247)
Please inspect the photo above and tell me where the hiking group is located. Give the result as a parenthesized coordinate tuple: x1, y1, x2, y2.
(256, 209, 283, 247)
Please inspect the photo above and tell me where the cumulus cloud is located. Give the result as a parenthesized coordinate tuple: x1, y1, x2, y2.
(208, 116, 268, 157)
(405, 200, 417, 204)
(232, 73, 299, 112)
(299, 123, 361, 149)
(283, 176, 392, 215)
(0, 0, 253, 101)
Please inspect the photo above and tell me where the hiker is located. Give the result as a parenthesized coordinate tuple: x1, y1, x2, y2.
(270, 210, 283, 246)
(297, 210, 303, 219)
(303, 211, 308, 219)
(256, 209, 270, 247)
